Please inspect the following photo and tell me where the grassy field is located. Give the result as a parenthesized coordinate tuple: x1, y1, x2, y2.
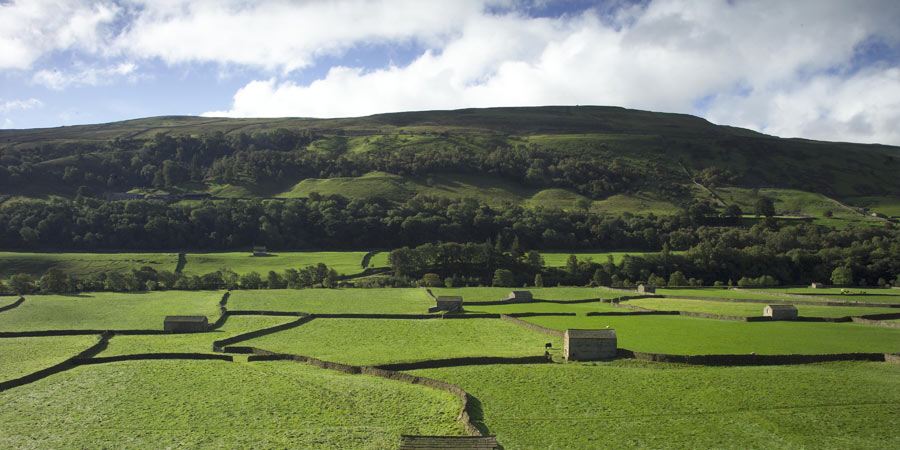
(0, 252, 179, 280)
(0, 360, 463, 449)
(540, 251, 677, 266)
(655, 288, 802, 301)
(0, 335, 99, 382)
(228, 288, 433, 314)
(629, 297, 899, 318)
(182, 251, 369, 276)
(523, 315, 900, 354)
(100, 315, 296, 356)
(464, 301, 621, 315)
(0, 291, 221, 331)
(431, 287, 622, 301)
(242, 318, 559, 366)
(754, 287, 900, 304)
(411, 361, 900, 449)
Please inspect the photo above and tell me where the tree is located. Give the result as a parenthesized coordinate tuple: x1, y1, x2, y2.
(724, 204, 743, 218)
(492, 269, 515, 287)
(668, 271, 688, 287)
(565, 254, 578, 277)
(8, 274, 36, 295)
(422, 273, 442, 287)
(830, 266, 853, 286)
(755, 198, 775, 217)
(40, 268, 69, 293)
(592, 269, 610, 286)
(240, 271, 263, 289)
(534, 273, 544, 287)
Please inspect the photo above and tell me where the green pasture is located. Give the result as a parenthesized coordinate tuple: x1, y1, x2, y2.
(755, 287, 900, 304)
(0, 252, 179, 280)
(523, 315, 900, 354)
(367, 252, 391, 268)
(629, 297, 899, 318)
(431, 287, 622, 301)
(656, 288, 799, 301)
(540, 251, 675, 267)
(844, 195, 900, 216)
(0, 291, 221, 331)
(0, 335, 99, 382)
(100, 315, 296, 356)
(464, 301, 620, 315)
(0, 360, 462, 449)
(228, 288, 432, 314)
(242, 318, 559, 366)
(412, 361, 900, 449)
(182, 251, 369, 276)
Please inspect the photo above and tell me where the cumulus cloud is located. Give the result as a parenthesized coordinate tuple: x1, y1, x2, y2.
(203, 0, 900, 145)
(32, 63, 138, 90)
(0, 98, 44, 113)
(0, 0, 118, 69)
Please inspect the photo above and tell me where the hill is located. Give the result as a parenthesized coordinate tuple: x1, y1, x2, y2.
(1, 106, 898, 218)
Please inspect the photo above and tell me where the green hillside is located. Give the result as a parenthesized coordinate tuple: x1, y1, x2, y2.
(2, 106, 899, 219)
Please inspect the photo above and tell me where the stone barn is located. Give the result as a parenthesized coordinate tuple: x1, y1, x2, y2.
(507, 290, 533, 302)
(637, 284, 655, 294)
(810, 282, 824, 289)
(564, 329, 617, 361)
(428, 296, 463, 313)
(252, 246, 267, 257)
(164, 315, 209, 333)
(763, 305, 798, 320)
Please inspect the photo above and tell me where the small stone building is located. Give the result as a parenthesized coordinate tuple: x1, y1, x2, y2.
(810, 282, 824, 289)
(763, 304, 798, 320)
(507, 290, 533, 302)
(564, 329, 617, 361)
(252, 246, 267, 257)
(428, 295, 463, 313)
(164, 315, 209, 333)
(637, 284, 655, 294)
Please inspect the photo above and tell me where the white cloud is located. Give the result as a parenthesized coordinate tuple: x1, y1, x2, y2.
(0, 0, 118, 69)
(32, 63, 138, 90)
(203, 0, 900, 145)
(0, 98, 44, 113)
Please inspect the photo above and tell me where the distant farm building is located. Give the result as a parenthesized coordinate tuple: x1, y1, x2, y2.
(507, 290, 533, 302)
(252, 246, 267, 257)
(763, 305, 798, 320)
(429, 296, 463, 313)
(564, 329, 617, 361)
(810, 282, 824, 289)
(164, 316, 208, 333)
(637, 284, 655, 294)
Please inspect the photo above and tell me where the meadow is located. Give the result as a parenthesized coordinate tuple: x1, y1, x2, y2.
(181, 251, 370, 276)
(0, 360, 463, 449)
(241, 318, 559, 366)
(0, 252, 179, 280)
(411, 361, 900, 449)
(628, 297, 900, 318)
(431, 286, 622, 301)
(227, 288, 432, 314)
(523, 314, 900, 354)
(0, 291, 221, 331)
(0, 335, 99, 382)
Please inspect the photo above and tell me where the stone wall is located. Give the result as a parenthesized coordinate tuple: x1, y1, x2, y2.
(618, 348, 886, 366)
(0, 331, 111, 392)
(212, 315, 313, 351)
(374, 355, 551, 371)
(499, 314, 564, 338)
(77, 353, 233, 365)
(0, 296, 25, 313)
(851, 317, 900, 328)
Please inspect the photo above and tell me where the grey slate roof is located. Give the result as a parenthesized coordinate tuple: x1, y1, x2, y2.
(565, 329, 616, 339)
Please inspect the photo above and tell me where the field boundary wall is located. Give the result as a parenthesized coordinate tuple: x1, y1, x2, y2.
(0, 296, 25, 313)
(851, 317, 900, 328)
(662, 294, 900, 309)
(0, 329, 167, 338)
(618, 348, 886, 366)
(499, 314, 564, 338)
(373, 355, 551, 371)
(77, 353, 233, 364)
(212, 315, 313, 351)
(0, 331, 111, 392)
(239, 347, 485, 437)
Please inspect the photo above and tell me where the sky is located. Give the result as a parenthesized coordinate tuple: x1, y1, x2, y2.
(1, 0, 900, 145)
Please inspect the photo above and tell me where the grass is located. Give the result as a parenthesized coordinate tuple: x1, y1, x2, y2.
(754, 287, 900, 304)
(523, 315, 900, 354)
(629, 297, 899, 318)
(411, 361, 900, 449)
(367, 252, 391, 268)
(0, 291, 221, 331)
(0, 252, 179, 281)
(656, 288, 801, 301)
(182, 251, 370, 276)
(464, 301, 621, 315)
(0, 335, 99, 382)
(100, 315, 296, 356)
(242, 318, 560, 366)
(540, 251, 681, 266)
(0, 360, 463, 449)
(844, 195, 900, 216)
(227, 288, 433, 314)
(430, 287, 622, 301)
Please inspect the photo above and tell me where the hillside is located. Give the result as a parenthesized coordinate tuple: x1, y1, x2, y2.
(1, 106, 898, 219)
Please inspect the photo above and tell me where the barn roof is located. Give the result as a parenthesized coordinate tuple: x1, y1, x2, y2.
(565, 329, 616, 339)
(164, 315, 208, 323)
(510, 290, 532, 296)
(766, 304, 798, 311)
(436, 296, 463, 302)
